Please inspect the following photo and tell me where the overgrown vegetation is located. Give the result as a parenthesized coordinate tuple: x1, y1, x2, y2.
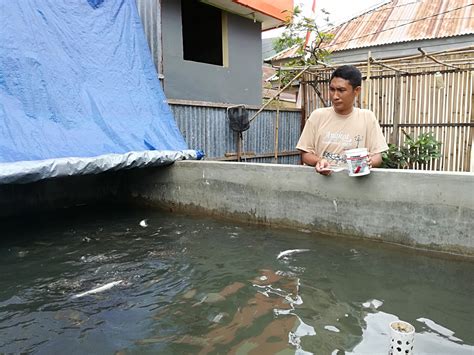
(381, 131, 442, 169)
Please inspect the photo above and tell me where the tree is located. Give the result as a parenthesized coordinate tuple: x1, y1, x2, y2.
(272, 5, 333, 67)
(270, 5, 333, 89)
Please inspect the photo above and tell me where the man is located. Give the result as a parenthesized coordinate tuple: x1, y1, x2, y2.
(296, 65, 388, 175)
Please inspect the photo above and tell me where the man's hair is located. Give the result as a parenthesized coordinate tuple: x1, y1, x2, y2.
(330, 65, 362, 88)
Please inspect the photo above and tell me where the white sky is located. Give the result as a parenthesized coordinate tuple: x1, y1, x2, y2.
(262, 0, 389, 38)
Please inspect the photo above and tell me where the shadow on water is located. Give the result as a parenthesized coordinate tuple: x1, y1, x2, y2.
(0, 204, 473, 354)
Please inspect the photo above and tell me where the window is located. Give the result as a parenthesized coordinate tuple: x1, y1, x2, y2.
(181, 0, 224, 66)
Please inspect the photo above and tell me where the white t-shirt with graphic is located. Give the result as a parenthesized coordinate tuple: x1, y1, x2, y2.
(296, 107, 388, 167)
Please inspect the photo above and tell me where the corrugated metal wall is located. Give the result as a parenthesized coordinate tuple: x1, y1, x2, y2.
(136, 0, 162, 76)
(170, 103, 302, 165)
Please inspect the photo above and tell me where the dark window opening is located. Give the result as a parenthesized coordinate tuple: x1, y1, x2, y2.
(181, 0, 223, 66)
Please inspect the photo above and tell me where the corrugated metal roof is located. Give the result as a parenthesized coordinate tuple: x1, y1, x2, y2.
(323, 0, 474, 52)
(264, 44, 300, 63)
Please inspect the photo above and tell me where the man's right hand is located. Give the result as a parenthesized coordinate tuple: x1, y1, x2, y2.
(315, 158, 332, 175)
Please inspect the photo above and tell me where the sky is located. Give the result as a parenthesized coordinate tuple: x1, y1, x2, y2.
(262, 0, 389, 38)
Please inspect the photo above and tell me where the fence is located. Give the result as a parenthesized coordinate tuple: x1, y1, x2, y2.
(301, 46, 474, 172)
(169, 100, 302, 165)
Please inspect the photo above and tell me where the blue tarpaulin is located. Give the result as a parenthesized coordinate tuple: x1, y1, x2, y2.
(0, 0, 201, 183)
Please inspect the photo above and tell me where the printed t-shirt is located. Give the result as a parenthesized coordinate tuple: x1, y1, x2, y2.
(296, 107, 388, 168)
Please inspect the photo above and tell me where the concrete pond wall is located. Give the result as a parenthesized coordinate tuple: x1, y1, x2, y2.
(1, 161, 473, 256)
(127, 161, 474, 256)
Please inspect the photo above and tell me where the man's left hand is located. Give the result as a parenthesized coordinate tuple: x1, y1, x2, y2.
(368, 152, 382, 168)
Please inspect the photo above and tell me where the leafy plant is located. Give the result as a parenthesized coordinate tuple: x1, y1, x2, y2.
(382, 131, 442, 169)
(271, 5, 333, 87)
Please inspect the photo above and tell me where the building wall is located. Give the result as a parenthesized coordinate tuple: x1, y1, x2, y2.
(328, 35, 474, 63)
(139, 0, 262, 105)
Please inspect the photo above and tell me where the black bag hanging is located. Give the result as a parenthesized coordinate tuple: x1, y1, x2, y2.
(226, 105, 249, 133)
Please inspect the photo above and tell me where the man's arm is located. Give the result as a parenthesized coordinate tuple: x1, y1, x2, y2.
(366, 112, 388, 168)
(300, 151, 331, 175)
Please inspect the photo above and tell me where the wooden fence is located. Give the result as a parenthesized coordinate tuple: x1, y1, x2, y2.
(300, 46, 474, 172)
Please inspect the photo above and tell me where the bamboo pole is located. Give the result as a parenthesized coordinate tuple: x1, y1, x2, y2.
(428, 73, 435, 169)
(442, 73, 450, 170)
(448, 71, 455, 170)
(434, 72, 442, 170)
(274, 69, 281, 163)
(392, 73, 401, 145)
(249, 66, 310, 123)
(462, 70, 470, 171)
(364, 51, 371, 108)
(277, 54, 473, 74)
(454, 69, 463, 170)
(369, 57, 409, 74)
(300, 74, 307, 165)
(455, 71, 463, 170)
(418, 48, 462, 70)
(465, 71, 474, 171)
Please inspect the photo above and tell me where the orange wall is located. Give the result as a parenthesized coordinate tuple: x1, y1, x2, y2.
(234, 0, 293, 21)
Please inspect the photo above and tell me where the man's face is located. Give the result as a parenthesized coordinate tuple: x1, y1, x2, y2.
(329, 77, 361, 115)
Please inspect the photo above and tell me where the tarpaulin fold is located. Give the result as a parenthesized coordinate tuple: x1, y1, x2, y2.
(0, 0, 201, 184)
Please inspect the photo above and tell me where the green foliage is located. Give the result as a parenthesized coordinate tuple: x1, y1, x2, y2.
(382, 131, 442, 169)
(270, 5, 334, 87)
(274, 6, 333, 62)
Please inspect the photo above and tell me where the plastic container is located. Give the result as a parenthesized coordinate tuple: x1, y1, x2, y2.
(389, 320, 415, 355)
(345, 148, 370, 177)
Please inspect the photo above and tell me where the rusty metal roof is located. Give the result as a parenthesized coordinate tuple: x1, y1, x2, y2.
(264, 44, 300, 63)
(323, 0, 474, 52)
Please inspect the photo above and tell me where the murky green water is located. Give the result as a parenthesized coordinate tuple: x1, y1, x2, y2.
(1, 207, 473, 354)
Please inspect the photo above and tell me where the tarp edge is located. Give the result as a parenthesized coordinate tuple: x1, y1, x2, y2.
(0, 150, 202, 185)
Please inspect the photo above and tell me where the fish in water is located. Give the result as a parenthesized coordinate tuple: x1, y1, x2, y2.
(277, 249, 310, 259)
(72, 280, 123, 299)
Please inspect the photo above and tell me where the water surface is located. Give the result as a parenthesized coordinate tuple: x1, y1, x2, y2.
(1, 207, 473, 354)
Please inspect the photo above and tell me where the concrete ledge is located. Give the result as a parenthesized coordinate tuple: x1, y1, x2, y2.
(128, 161, 474, 256)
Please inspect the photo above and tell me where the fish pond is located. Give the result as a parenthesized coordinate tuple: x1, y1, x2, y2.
(1, 207, 473, 354)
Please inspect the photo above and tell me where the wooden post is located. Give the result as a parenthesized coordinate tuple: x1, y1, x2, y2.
(392, 72, 401, 145)
(237, 132, 241, 162)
